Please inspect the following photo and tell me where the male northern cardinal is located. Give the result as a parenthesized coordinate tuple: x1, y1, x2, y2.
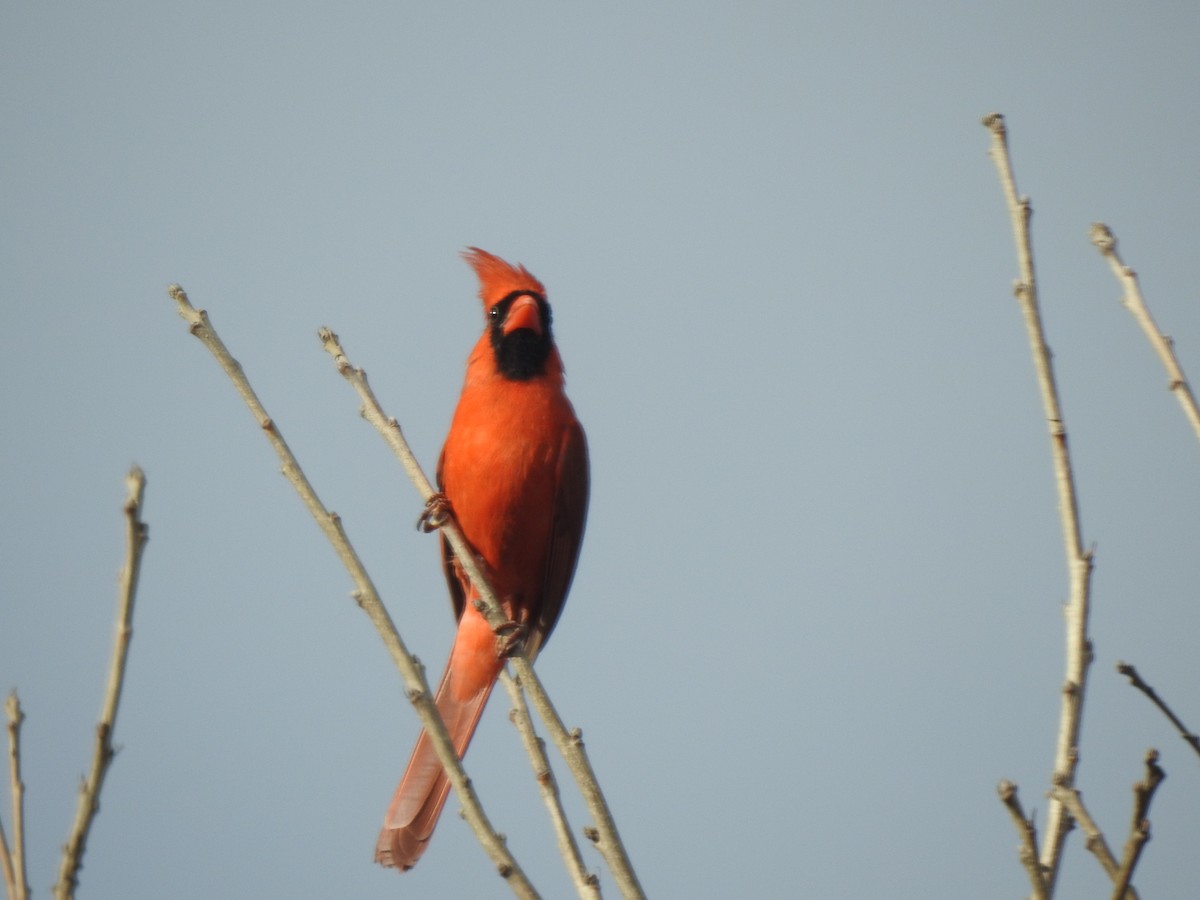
(375, 248, 589, 871)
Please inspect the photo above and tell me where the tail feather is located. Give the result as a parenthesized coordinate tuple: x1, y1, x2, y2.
(375, 660, 497, 870)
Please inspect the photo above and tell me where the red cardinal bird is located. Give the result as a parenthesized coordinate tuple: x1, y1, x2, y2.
(375, 248, 589, 871)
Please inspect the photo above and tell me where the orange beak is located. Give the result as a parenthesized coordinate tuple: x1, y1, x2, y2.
(501, 295, 542, 335)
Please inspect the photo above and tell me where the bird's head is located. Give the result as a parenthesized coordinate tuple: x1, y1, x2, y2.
(462, 247, 555, 381)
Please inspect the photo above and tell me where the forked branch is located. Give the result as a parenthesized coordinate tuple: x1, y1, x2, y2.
(1050, 782, 1138, 899)
(1110, 750, 1164, 900)
(501, 672, 600, 899)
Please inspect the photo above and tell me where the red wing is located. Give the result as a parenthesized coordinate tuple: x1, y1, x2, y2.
(529, 419, 589, 657)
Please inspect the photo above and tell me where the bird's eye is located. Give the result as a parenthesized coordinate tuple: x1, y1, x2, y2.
(489, 305, 500, 319)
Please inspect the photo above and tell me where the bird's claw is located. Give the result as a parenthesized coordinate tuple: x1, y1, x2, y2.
(416, 492, 453, 532)
(494, 621, 528, 658)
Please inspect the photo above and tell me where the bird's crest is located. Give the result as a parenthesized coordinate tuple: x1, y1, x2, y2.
(462, 247, 546, 307)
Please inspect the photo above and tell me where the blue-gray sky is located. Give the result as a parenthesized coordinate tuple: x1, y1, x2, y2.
(3, 3, 1198, 897)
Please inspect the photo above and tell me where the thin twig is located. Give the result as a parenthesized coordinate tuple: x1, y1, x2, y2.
(1110, 820, 1150, 900)
(998, 781, 1049, 900)
(54, 467, 149, 900)
(0, 794, 9, 900)
(1090, 223, 1200, 444)
(0, 798, 11, 900)
(318, 327, 646, 899)
(1116, 662, 1200, 760)
(501, 672, 601, 900)
(1110, 750, 1164, 900)
(1050, 784, 1138, 899)
(983, 112, 1096, 895)
(168, 287, 540, 898)
(530, 694, 633, 893)
(0, 801, 10, 900)
(0, 742, 12, 900)
(3, 692, 29, 900)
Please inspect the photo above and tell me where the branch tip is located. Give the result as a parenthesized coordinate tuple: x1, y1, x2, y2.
(1090, 222, 1116, 254)
(5, 691, 24, 723)
(1117, 663, 1200, 760)
(1093, 227, 1200, 442)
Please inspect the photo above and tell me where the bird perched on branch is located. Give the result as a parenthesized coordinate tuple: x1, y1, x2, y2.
(375, 248, 589, 871)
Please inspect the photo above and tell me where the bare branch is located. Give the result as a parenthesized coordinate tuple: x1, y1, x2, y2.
(1110, 750, 1164, 900)
(1129, 749, 1165, 831)
(168, 287, 539, 898)
(318, 326, 645, 899)
(3, 692, 29, 900)
(0, 806, 10, 900)
(1116, 662, 1200, 760)
(997, 781, 1049, 900)
(1110, 821, 1150, 900)
(1050, 784, 1138, 899)
(983, 112, 1096, 893)
(1090, 223, 1200, 444)
(54, 467, 149, 900)
(533, 701, 632, 893)
(0, 755, 12, 900)
(501, 672, 600, 900)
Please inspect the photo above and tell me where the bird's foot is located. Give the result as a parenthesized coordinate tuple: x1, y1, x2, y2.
(416, 492, 453, 532)
(493, 620, 528, 658)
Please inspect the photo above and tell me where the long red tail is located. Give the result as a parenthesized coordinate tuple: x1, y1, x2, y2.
(375, 608, 501, 870)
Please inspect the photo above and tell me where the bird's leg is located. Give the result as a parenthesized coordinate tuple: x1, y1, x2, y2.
(416, 492, 453, 532)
